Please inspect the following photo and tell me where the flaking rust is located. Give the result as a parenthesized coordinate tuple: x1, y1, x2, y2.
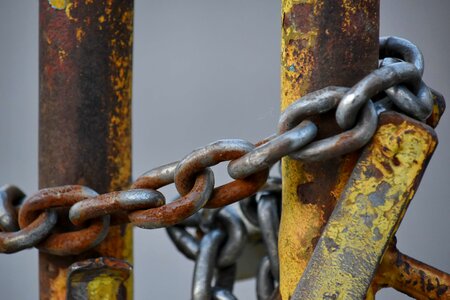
(292, 112, 438, 299)
(39, 0, 134, 298)
(279, 1, 379, 298)
(67, 257, 132, 300)
(367, 239, 450, 299)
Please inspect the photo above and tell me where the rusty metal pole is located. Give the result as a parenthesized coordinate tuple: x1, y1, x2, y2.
(279, 1, 379, 299)
(39, 0, 133, 299)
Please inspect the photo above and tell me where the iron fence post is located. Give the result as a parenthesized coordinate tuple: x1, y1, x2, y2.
(39, 0, 134, 298)
(279, 1, 379, 298)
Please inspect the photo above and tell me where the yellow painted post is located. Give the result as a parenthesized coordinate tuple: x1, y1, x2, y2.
(279, 1, 379, 298)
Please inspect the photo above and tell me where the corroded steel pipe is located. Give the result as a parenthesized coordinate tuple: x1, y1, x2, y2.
(39, 0, 133, 298)
(279, 1, 379, 298)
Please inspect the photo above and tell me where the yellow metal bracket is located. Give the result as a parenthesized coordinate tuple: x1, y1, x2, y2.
(292, 112, 438, 299)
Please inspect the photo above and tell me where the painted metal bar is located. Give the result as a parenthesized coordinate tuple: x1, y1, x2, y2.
(67, 257, 133, 300)
(39, 0, 134, 299)
(279, 1, 379, 298)
(367, 240, 450, 299)
(293, 112, 438, 299)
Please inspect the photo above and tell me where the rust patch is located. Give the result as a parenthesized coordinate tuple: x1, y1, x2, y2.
(39, 0, 134, 298)
(279, 1, 380, 297)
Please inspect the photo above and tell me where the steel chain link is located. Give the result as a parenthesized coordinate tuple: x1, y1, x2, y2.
(0, 37, 442, 264)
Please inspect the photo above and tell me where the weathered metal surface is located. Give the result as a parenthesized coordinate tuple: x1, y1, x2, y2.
(69, 189, 165, 226)
(129, 161, 215, 229)
(174, 139, 270, 208)
(368, 240, 450, 299)
(39, 0, 133, 298)
(67, 257, 132, 300)
(0, 185, 24, 232)
(279, 1, 379, 298)
(293, 112, 438, 299)
(427, 89, 446, 128)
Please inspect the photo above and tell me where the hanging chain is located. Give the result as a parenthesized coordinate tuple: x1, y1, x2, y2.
(166, 177, 282, 300)
(0, 36, 443, 259)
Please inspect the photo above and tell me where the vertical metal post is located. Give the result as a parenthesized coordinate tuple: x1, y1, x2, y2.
(39, 0, 134, 299)
(279, 1, 379, 299)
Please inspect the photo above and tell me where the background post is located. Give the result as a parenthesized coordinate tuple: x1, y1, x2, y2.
(39, 0, 134, 298)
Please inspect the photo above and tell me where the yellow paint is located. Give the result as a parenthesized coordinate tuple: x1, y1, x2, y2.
(75, 28, 85, 42)
(293, 116, 437, 299)
(107, 10, 133, 193)
(279, 1, 379, 298)
(87, 274, 122, 300)
(49, 269, 68, 299)
(341, 0, 372, 33)
(58, 49, 68, 62)
(45, 2, 134, 299)
(280, 0, 318, 109)
(65, 2, 78, 22)
(48, 0, 66, 10)
(279, 1, 320, 298)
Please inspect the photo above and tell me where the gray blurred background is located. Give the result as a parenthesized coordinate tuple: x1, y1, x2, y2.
(0, 0, 449, 299)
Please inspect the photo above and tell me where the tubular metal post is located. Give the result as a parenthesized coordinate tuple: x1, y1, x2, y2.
(39, 0, 134, 299)
(279, 1, 379, 299)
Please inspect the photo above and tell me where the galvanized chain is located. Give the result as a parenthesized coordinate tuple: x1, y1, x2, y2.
(167, 207, 247, 300)
(239, 177, 282, 300)
(0, 36, 442, 258)
(167, 177, 282, 300)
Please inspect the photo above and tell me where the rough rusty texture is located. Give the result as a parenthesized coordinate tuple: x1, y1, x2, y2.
(39, 0, 133, 298)
(293, 112, 438, 299)
(279, 1, 379, 298)
(67, 257, 132, 300)
(426, 89, 446, 128)
(368, 241, 450, 299)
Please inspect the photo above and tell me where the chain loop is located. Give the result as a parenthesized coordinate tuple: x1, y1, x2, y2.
(192, 229, 226, 300)
(0, 36, 444, 264)
(174, 139, 269, 209)
(129, 163, 214, 229)
(257, 256, 276, 300)
(379, 36, 424, 76)
(18, 185, 109, 256)
(228, 121, 317, 179)
(336, 61, 421, 129)
(69, 189, 165, 226)
(257, 193, 280, 282)
(381, 57, 433, 120)
(292, 100, 378, 161)
(0, 185, 57, 253)
(0, 185, 24, 232)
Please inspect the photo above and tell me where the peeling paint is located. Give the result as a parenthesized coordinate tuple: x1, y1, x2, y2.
(279, 1, 379, 299)
(293, 113, 437, 299)
(48, 0, 66, 10)
(39, 0, 134, 298)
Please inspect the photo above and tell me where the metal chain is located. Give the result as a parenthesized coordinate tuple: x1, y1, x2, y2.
(167, 177, 282, 300)
(167, 207, 247, 300)
(0, 36, 442, 257)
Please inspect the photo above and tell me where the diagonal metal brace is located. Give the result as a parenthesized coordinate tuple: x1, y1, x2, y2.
(292, 112, 438, 299)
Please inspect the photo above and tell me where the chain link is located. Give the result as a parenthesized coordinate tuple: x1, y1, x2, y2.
(0, 37, 443, 263)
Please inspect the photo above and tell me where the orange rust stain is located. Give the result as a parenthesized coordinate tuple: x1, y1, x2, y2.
(107, 8, 133, 193)
(49, 269, 67, 299)
(75, 27, 85, 42)
(58, 49, 68, 62)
